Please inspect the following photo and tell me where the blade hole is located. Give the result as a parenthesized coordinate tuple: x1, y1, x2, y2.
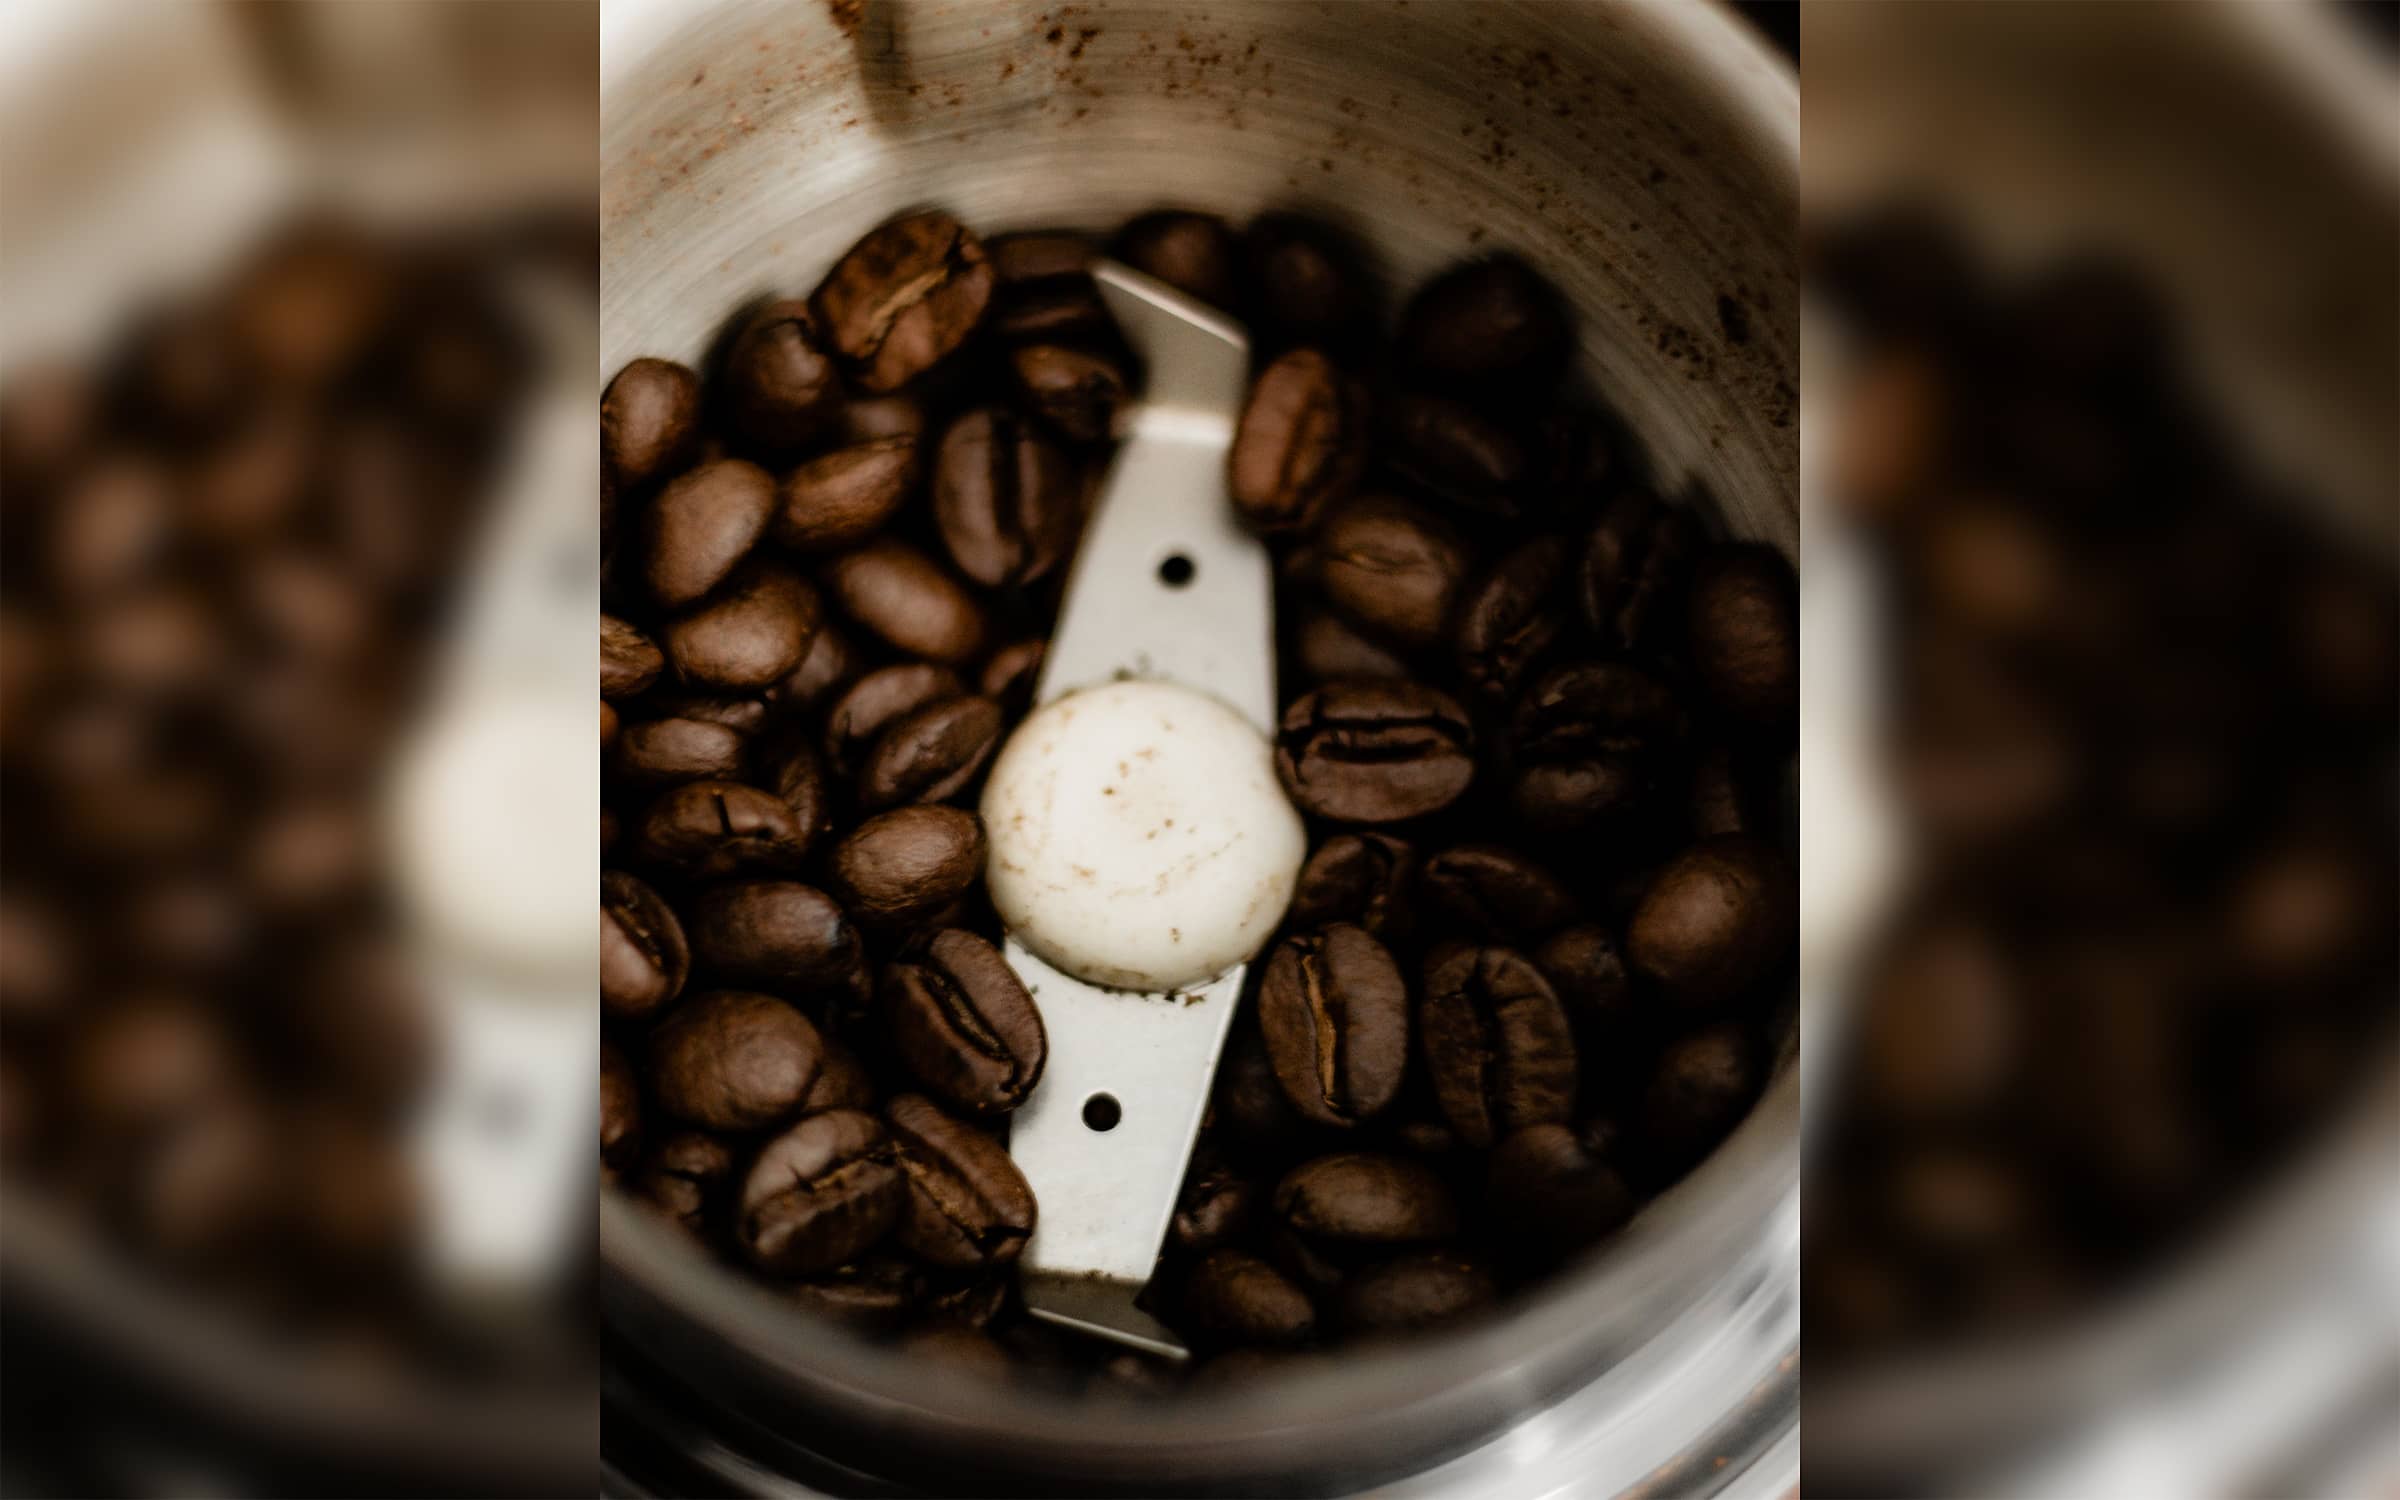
(1157, 554, 1195, 588)
(1082, 1093, 1122, 1131)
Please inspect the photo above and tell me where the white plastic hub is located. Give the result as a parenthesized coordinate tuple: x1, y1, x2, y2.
(982, 679, 1304, 994)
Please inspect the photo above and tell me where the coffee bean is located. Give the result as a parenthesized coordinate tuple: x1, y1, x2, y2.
(1304, 495, 1469, 648)
(1420, 946, 1578, 1148)
(601, 700, 620, 755)
(642, 459, 774, 609)
(1257, 924, 1408, 1129)
(785, 1253, 923, 1329)
(1397, 255, 1567, 388)
(1488, 1122, 1632, 1258)
(632, 780, 815, 879)
(776, 622, 861, 711)
(1113, 212, 1237, 308)
(812, 212, 994, 393)
(601, 614, 664, 698)
(988, 281, 1114, 345)
(647, 990, 831, 1132)
(1336, 1251, 1494, 1335)
(826, 805, 986, 929)
(602, 358, 699, 488)
(1170, 1160, 1258, 1254)
(1578, 490, 1698, 656)
(1639, 1022, 1762, 1167)
(885, 1092, 1037, 1269)
(824, 663, 965, 780)
(857, 695, 1003, 810)
(1287, 833, 1418, 941)
(823, 539, 988, 665)
(1274, 1152, 1458, 1248)
(636, 1128, 738, 1238)
(1689, 743, 1768, 839)
(1211, 1023, 1304, 1160)
(774, 438, 917, 554)
(1455, 536, 1570, 701)
(1008, 345, 1127, 445)
(1276, 680, 1475, 824)
(755, 732, 833, 849)
(612, 715, 748, 788)
(1227, 350, 1365, 534)
(686, 881, 864, 994)
(724, 299, 839, 448)
(1241, 216, 1367, 349)
(1181, 1248, 1316, 1349)
(738, 1108, 905, 1274)
(1507, 662, 1685, 831)
(661, 559, 821, 691)
(601, 1040, 641, 1170)
(1624, 835, 1795, 1006)
(1419, 845, 1575, 945)
(988, 232, 1095, 285)
(1687, 544, 1798, 728)
(601, 870, 689, 1019)
(978, 639, 1046, 715)
(1291, 608, 1412, 683)
(1533, 924, 1632, 1027)
(644, 690, 772, 737)
(882, 929, 1047, 1116)
(932, 408, 1078, 588)
(1385, 392, 1529, 515)
(830, 394, 927, 446)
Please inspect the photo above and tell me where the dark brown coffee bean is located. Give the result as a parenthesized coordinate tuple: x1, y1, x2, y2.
(1181, 1249, 1316, 1349)
(811, 212, 995, 393)
(635, 1129, 738, 1237)
(601, 870, 689, 1020)
(662, 559, 821, 691)
(823, 663, 965, 780)
(988, 281, 1113, 345)
(857, 695, 1003, 811)
(1397, 255, 1567, 388)
(1009, 345, 1127, 445)
(1227, 349, 1365, 534)
(647, 990, 831, 1131)
(1113, 211, 1237, 308)
(776, 622, 861, 711)
(725, 299, 839, 447)
(1534, 924, 1632, 1027)
(602, 358, 699, 488)
(785, 1254, 922, 1329)
(1276, 681, 1474, 824)
(1287, 833, 1417, 941)
(612, 715, 748, 788)
(601, 700, 620, 755)
(932, 408, 1078, 587)
(823, 539, 988, 665)
(1455, 536, 1570, 701)
(1639, 1022, 1762, 1165)
(988, 231, 1094, 285)
(773, 438, 917, 553)
(1212, 1024, 1303, 1159)
(752, 732, 832, 849)
(1488, 1122, 1632, 1257)
(1420, 946, 1578, 1148)
(1170, 1161, 1258, 1254)
(1687, 544, 1797, 728)
(979, 639, 1046, 715)
(1625, 836, 1795, 1006)
(687, 881, 864, 994)
(1419, 845, 1575, 944)
(883, 929, 1047, 1116)
(644, 690, 772, 737)
(826, 805, 986, 929)
(1507, 662, 1685, 831)
(601, 1041, 641, 1169)
(737, 1108, 905, 1274)
(601, 614, 664, 698)
(1337, 1251, 1495, 1335)
(1291, 608, 1411, 683)
(1385, 392, 1529, 515)
(1242, 216, 1367, 348)
(830, 394, 926, 445)
(884, 1092, 1037, 1269)
(1274, 1152, 1458, 1248)
(644, 459, 775, 608)
(1257, 924, 1408, 1129)
(632, 780, 814, 879)
(1578, 490, 1699, 656)
(1304, 495, 1469, 648)
(811, 1033, 880, 1112)
(1689, 743, 1770, 839)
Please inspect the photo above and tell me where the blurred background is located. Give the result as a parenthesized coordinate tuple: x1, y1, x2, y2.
(0, 2, 597, 1495)
(1799, 1, 2396, 1496)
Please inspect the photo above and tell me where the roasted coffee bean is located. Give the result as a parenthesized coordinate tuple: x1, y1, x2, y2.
(601, 614, 664, 698)
(1287, 833, 1417, 941)
(1639, 1023, 1762, 1166)
(785, 1254, 923, 1330)
(812, 212, 994, 393)
(1212, 1023, 1304, 1159)
(601, 1041, 641, 1169)
(632, 780, 814, 879)
(737, 1108, 905, 1274)
(602, 358, 700, 488)
(1397, 255, 1567, 388)
(1170, 1161, 1258, 1254)
(1304, 495, 1469, 648)
(978, 639, 1046, 715)
(1274, 1152, 1458, 1248)
(823, 539, 987, 665)
(601, 700, 620, 755)
(811, 1033, 880, 1112)
(647, 990, 832, 1132)
(1242, 216, 1367, 349)
(1336, 1251, 1495, 1335)
(1420, 845, 1575, 945)
(1257, 925, 1408, 1129)
(725, 299, 839, 448)
(857, 695, 1003, 810)
(1507, 662, 1685, 831)
(1456, 536, 1570, 701)
(644, 690, 772, 737)
(1291, 608, 1411, 683)
(831, 394, 927, 445)
(1689, 743, 1769, 839)
(1113, 211, 1237, 308)
(883, 929, 1047, 1116)
(754, 733, 833, 850)
(1624, 836, 1795, 1006)
(601, 870, 689, 1020)
(1009, 345, 1127, 445)
(932, 409, 1077, 588)
(1181, 1249, 1316, 1349)
(1534, 924, 1632, 1027)
(643, 458, 775, 609)
(988, 281, 1113, 345)
(1687, 544, 1798, 728)
(774, 438, 917, 553)
(885, 1092, 1037, 1269)
(826, 805, 986, 929)
(1227, 350, 1365, 534)
(1420, 946, 1578, 1148)
(661, 559, 821, 691)
(1578, 490, 1699, 656)
(988, 231, 1094, 285)
(777, 622, 861, 711)
(686, 881, 864, 994)
(1385, 392, 1529, 514)
(924, 1272, 1010, 1330)
(824, 663, 965, 780)
(1276, 681, 1475, 824)
(611, 715, 748, 788)
(636, 1129, 738, 1237)
(1488, 1122, 1632, 1257)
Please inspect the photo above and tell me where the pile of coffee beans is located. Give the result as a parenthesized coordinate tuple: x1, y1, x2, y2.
(601, 206, 1796, 1388)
